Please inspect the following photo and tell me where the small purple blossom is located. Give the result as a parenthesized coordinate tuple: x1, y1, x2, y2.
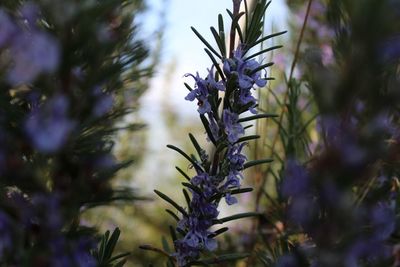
(222, 109, 244, 143)
(223, 49, 267, 90)
(225, 192, 238, 205)
(25, 94, 76, 153)
(185, 68, 224, 114)
(223, 48, 267, 113)
(227, 143, 247, 170)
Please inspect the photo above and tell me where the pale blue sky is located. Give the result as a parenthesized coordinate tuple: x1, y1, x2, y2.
(140, 0, 288, 119)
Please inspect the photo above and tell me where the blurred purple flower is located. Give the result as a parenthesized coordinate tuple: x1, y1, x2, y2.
(19, 2, 40, 26)
(281, 159, 310, 198)
(370, 203, 395, 240)
(8, 31, 60, 85)
(276, 254, 299, 267)
(0, 10, 17, 48)
(379, 35, 400, 63)
(93, 94, 114, 117)
(72, 238, 97, 267)
(222, 109, 244, 143)
(288, 196, 318, 228)
(345, 238, 391, 267)
(25, 95, 76, 153)
(31, 194, 63, 231)
(0, 211, 13, 257)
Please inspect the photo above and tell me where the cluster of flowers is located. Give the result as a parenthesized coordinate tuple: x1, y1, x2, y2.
(0, 3, 114, 154)
(0, 191, 96, 266)
(278, 112, 398, 266)
(174, 46, 268, 265)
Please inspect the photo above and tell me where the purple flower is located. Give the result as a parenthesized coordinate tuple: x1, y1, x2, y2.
(185, 68, 224, 114)
(225, 192, 237, 205)
(207, 113, 220, 141)
(370, 203, 395, 240)
(0, 10, 17, 48)
(19, 2, 40, 26)
(8, 31, 60, 85)
(223, 48, 267, 113)
(276, 254, 299, 267)
(224, 171, 241, 188)
(379, 35, 400, 63)
(93, 94, 114, 117)
(281, 159, 310, 198)
(72, 238, 97, 267)
(0, 211, 13, 257)
(345, 238, 391, 267)
(222, 109, 244, 143)
(25, 94, 76, 153)
(224, 49, 267, 89)
(288, 196, 318, 228)
(227, 143, 247, 170)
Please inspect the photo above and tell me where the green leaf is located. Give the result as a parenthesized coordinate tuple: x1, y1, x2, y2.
(208, 227, 229, 238)
(209, 187, 253, 202)
(204, 48, 225, 80)
(238, 113, 278, 123)
(169, 225, 177, 242)
(184, 82, 193, 91)
(166, 144, 203, 172)
(104, 228, 121, 260)
(182, 182, 202, 195)
(98, 230, 109, 261)
(189, 133, 202, 156)
(218, 14, 226, 55)
(154, 190, 188, 217)
(175, 166, 191, 181)
(246, 30, 287, 51)
(243, 159, 273, 170)
(213, 212, 261, 224)
(182, 189, 191, 210)
(210, 26, 226, 57)
(250, 62, 274, 75)
(165, 209, 180, 222)
(226, 10, 245, 44)
(113, 259, 127, 267)
(235, 135, 260, 143)
(191, 26, 222, 59)
(200, 114, 217, 144)
(244, 45, 283, 60)
(107, 252, 131, 265)
(161, 236, 171, 253)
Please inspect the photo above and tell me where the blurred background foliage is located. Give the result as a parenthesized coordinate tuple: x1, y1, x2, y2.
(1, 0, 399, 266)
